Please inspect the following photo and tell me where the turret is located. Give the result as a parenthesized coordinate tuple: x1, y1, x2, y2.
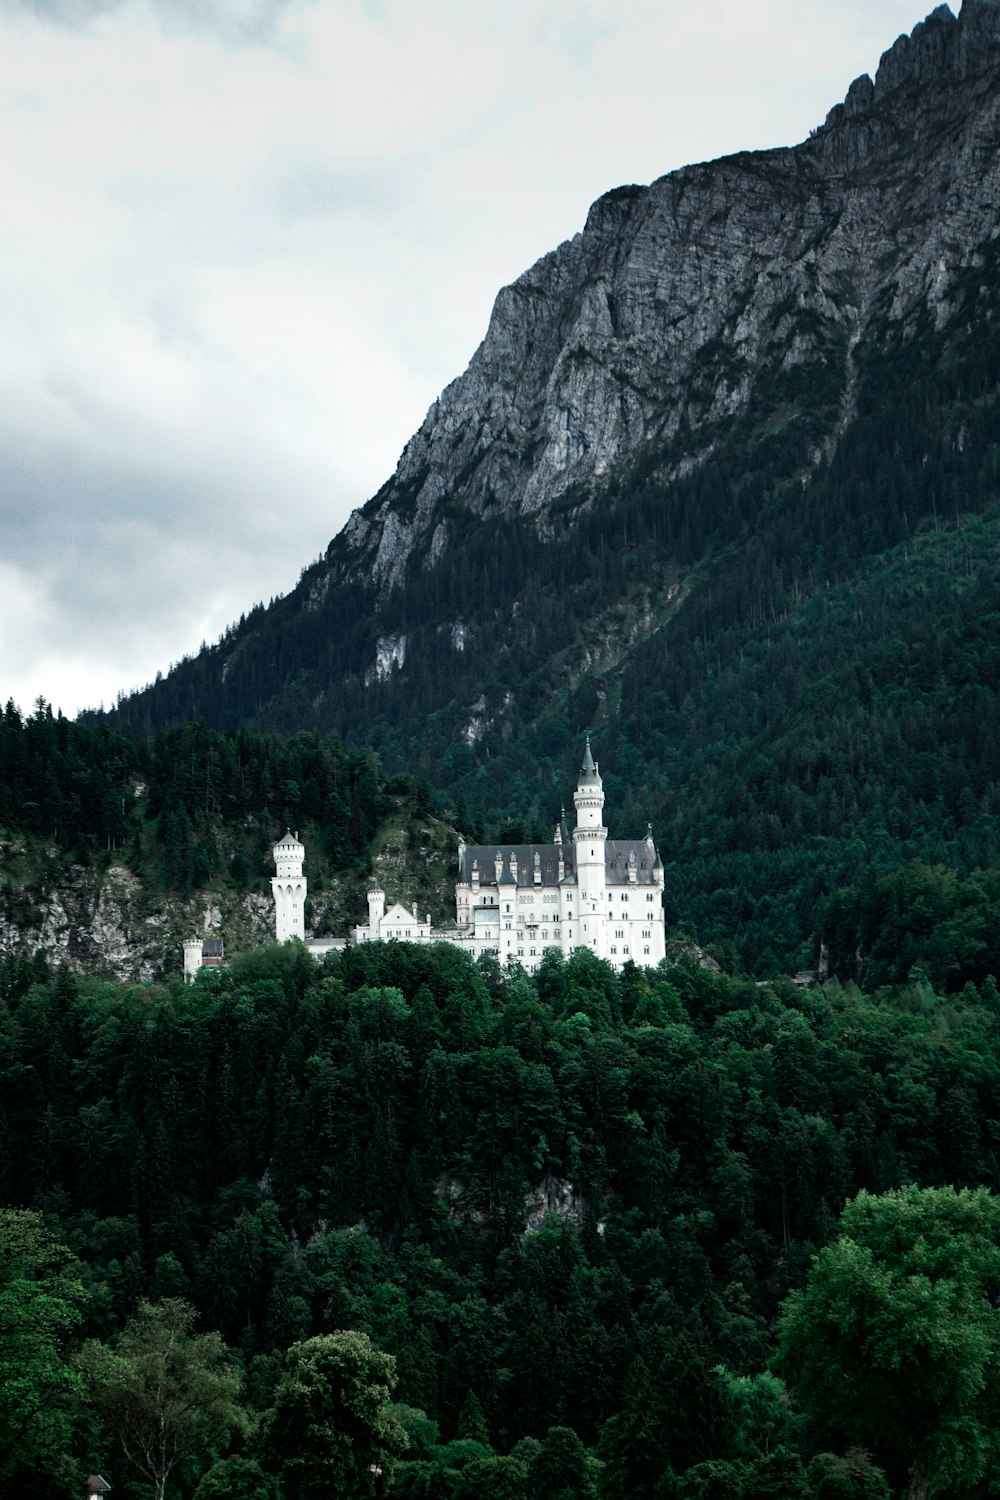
(367, 878, 385, 930)
(272, 831, 307, 942)
(183, 937, 203, 982)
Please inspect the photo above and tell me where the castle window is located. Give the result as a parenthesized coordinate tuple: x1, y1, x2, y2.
(644, 946, 650, 955)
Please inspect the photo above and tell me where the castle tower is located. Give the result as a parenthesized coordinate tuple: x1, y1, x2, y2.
(272, 832, 307, 942)
(367, 878, 385, 933)
(183, 937, 203, 982)
(572, 736, 608, 957)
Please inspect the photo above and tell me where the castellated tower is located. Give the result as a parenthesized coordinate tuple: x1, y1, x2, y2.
(272, 831, 307, 942)
(572, 736, 608, 958)
(183, 937, 203, 981)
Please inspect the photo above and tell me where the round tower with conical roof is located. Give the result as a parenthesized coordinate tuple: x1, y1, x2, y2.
(272, 831, 306, 942)
(367, 877, 385, 932)
(572, 736, 608, 958)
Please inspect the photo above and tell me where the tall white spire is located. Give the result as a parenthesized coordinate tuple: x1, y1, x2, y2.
(572, 736, 608, 958)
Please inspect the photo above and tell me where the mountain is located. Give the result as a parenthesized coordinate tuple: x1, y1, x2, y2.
(104, 0, 1000, 972)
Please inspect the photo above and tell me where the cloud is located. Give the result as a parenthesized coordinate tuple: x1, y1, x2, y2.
(10, 0, 302, 44)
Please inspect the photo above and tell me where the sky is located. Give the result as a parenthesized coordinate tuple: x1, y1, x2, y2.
(1, 0, 937, 719)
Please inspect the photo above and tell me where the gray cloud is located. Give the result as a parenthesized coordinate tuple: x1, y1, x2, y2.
(11, 0, 302, 44)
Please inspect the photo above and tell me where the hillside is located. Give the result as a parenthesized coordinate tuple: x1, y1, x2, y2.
(0, 707, 458, 979)
(98, 0, 1000, 972)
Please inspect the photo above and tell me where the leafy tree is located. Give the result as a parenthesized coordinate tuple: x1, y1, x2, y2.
(0, 1209, 88, 1486)
(529, 1425, 597, 1500)
(192, 1455, 279, 1500)
(453, 1454, 528, 1500)
(81, 1298, 246, 1500)
(259, 1331, 407, 1500)
(775, 1185, 1000, 1500)
(716, 1367, 801, 1457)
(806, 1450, 890, 1500)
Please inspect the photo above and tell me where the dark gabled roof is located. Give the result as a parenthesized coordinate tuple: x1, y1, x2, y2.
(605, 840, 661, 886)
(458, 839, 660, 887)
(460, 844, 572, 887)
(202, 938, 224, 958)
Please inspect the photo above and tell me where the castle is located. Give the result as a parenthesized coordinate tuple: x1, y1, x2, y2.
(185, 739, 666, 977)
(355, 739, 665, 973)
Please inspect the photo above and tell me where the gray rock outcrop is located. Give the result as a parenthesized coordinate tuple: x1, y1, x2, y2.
(327, 0, 1000, 594)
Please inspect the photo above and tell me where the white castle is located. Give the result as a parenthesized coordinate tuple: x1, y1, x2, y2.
(354, 738, 666, 973)
(185, 740, 665, 978)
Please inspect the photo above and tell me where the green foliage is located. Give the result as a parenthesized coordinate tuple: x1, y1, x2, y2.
(81, 1298, 246, 1500)
(806, 1450, 890, 1500)
(192, 1456, 279, 1500)
(260, 1331, 407, 1500)
(529, 1425, 597, 1500)
(776, 1186, 1000, 1498)
(4, 946, 1000, 1492)
(0, 711, 396, 899)
(0, 1209, 88, 1487)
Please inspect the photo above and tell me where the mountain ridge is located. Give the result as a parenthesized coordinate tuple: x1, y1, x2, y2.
(324, 0, 1000, 598)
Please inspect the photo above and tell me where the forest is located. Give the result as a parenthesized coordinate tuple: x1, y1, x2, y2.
(4, 937, 1000, 1500)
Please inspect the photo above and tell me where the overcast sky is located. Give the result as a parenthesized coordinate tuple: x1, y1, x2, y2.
(2, 0, 936, 719)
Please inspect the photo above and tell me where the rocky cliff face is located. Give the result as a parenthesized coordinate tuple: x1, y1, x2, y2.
(329, 0, 1000, 591)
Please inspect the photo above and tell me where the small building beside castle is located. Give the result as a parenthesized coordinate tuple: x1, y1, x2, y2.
(185, 739, 665, 977)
